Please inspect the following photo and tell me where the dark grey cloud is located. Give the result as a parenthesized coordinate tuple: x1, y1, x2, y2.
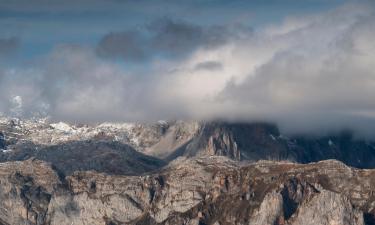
(96, 31, 147, 61)
(194, 61, 223, 71)
(96, 18, 252, 61)
(0, 37, 19, 55)
(148, 18, 234, 55)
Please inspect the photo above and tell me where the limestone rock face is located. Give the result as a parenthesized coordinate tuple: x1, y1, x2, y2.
(249, 191, 284, 225)
(183, 122, 282, 161)
(0, 157, 373, 225)
(0, 159, 61, 225)
(288, 190, 364, 225)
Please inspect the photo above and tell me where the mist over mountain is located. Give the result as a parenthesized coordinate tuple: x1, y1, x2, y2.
(1, 1, 375, 137)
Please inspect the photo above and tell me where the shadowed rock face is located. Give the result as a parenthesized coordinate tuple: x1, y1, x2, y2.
(0, 157, 373, 225)
(179, 122, 375, 169)
(183, 122, 285, 160)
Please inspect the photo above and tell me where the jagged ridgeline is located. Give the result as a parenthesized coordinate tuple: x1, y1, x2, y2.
(0, 117, 374, 224)
(1, 118, 375, 172)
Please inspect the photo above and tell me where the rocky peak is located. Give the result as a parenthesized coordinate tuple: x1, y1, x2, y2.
(183, 122, 283, 160)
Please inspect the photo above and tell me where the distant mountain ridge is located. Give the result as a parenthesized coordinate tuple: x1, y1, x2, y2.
(1, 117, 375, 174)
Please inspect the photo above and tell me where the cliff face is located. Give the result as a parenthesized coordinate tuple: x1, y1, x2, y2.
(183, 122, 285, 161)
(181, 122, 375, 169)
(0, 157, 373, 225)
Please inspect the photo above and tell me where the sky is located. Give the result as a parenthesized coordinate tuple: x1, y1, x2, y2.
(1, 0, 375, 137)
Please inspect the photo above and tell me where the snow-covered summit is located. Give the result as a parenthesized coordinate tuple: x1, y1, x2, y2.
(50, 122, 77, 134)
(0, 116, 200, 154)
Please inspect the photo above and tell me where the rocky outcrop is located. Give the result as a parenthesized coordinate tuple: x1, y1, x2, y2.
(0, 159, 61, 225)
(183, 122, 285, 161)
(288, 190, 364, 225)
(0, 157, 373, 225)
(144, 121, 200, 160)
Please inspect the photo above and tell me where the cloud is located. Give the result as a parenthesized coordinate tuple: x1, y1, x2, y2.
(96, 31, 147, 61)
(194, 61, 223, 71)
(1, 2, 375, 138)
(96, 17, 252, 61)
(215, 3, 375, 136)
(0, 37, 19, 55)
(147, 18, 244, 56)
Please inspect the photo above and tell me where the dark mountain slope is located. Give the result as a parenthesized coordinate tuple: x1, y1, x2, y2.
(0, 140, 166, 175)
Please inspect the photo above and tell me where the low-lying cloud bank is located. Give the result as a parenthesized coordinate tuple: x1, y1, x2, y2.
(1, 3, 375, 137)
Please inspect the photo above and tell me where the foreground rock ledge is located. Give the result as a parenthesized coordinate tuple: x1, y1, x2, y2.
(0, 157, 374, 225)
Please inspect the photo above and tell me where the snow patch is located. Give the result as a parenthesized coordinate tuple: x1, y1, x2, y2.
(98, 122, 135, 130)
(50, 122, 76, 134)
(158, 120, 168, 126)
(1, 149, 12, 153)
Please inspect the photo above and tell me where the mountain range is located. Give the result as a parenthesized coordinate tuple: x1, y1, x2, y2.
(0, 117, 374, 224)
